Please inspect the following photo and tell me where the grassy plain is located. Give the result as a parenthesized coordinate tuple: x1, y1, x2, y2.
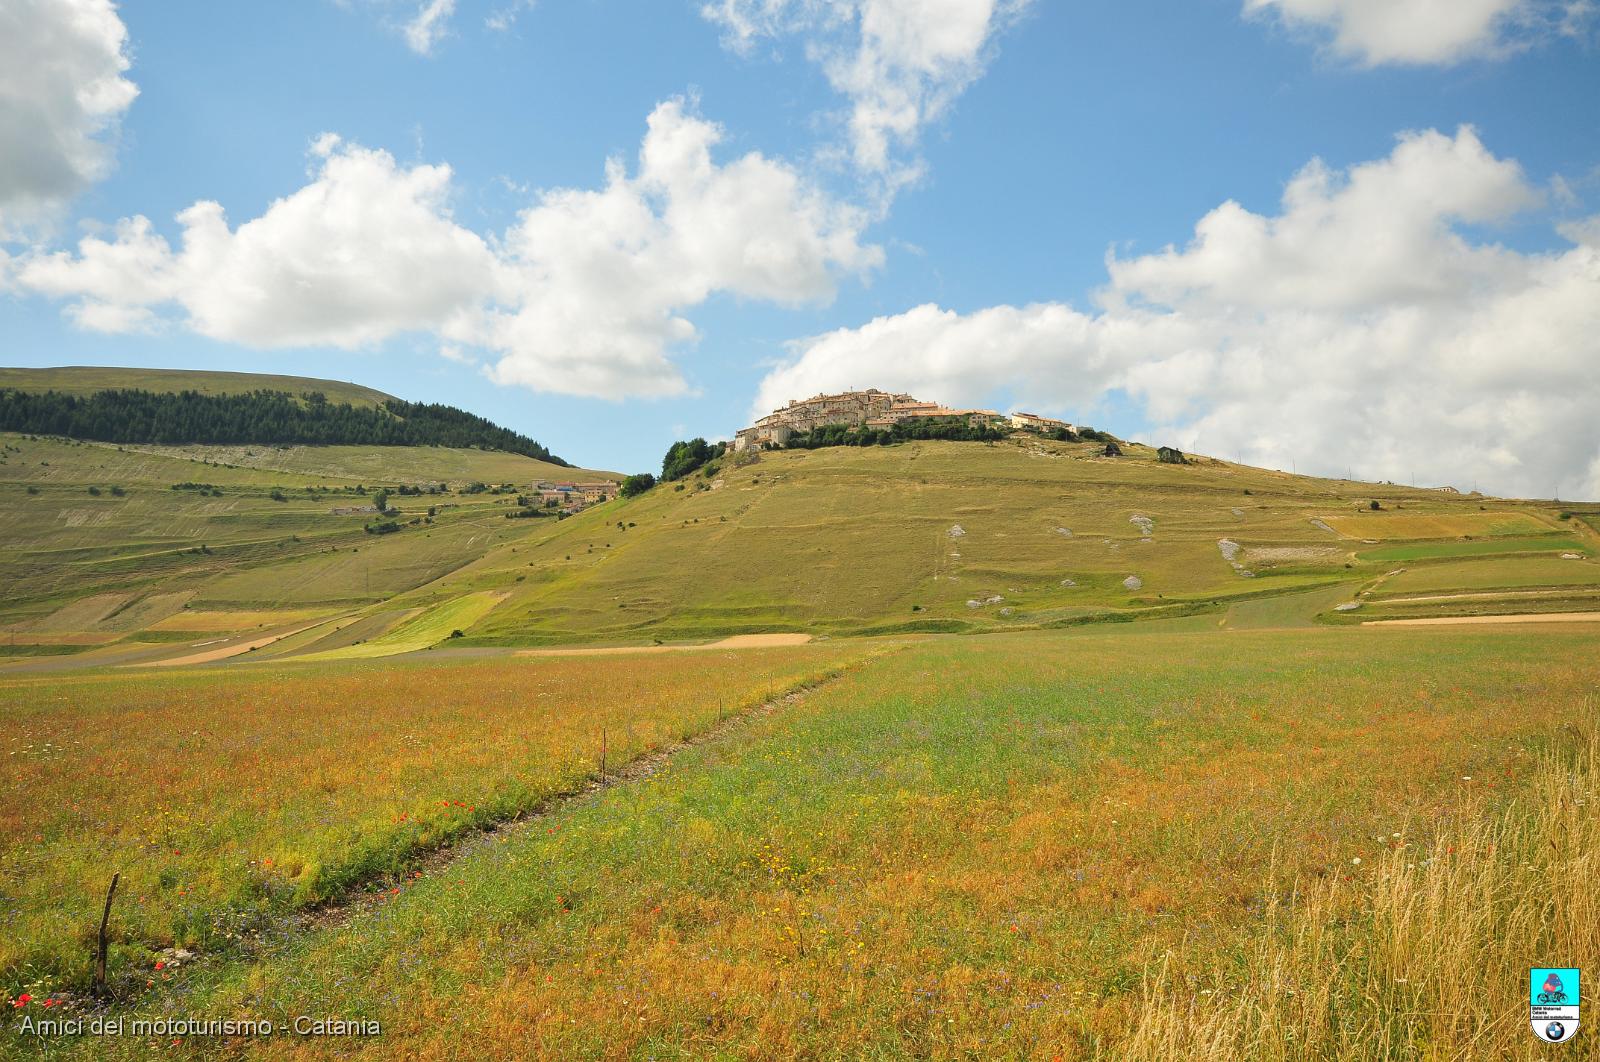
(0, 644, 863, 992)
(6, 622, 1588, 1060)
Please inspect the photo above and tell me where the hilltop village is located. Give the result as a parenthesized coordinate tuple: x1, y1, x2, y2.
(732, 389, 1075, 451)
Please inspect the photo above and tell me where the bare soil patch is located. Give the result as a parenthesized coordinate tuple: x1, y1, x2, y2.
(1364, 612, 1600, 627)
(521, 632, 813, 657)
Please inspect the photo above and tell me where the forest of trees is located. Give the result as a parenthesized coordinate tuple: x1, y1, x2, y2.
(0, 387, 567, 464)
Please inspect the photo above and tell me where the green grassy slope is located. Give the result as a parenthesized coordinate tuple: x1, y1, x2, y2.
(2, 429, 1591, 662)
(110, 441, 583, 486)
(0, 365, 395, 407)
(0, 434, 596, 643)
(410, 437, 1590, 644)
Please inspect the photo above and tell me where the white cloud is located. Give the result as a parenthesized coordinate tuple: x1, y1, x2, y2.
(402, 0, 455, 55)
(1243, 0, 1593, 65)
(702, 0, 1028, 183)
(755, 127, 1600, 500)
(0, 0, 137, 230)
(466, 98, 882, 397)
(19, 136, 498, 347)
(15, 100, 881, 400)
(485, 0, 536, 33)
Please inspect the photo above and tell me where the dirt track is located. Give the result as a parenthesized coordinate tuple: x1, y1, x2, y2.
(1364, 612, 1600, 627)
(519, 633, 814, 657)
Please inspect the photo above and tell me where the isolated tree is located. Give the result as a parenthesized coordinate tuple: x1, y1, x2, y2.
(372, 489, 389, 513)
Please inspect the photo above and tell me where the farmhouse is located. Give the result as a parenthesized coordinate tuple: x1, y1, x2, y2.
(1010, 412, 1075, 434)
(533, 479, 619, 511)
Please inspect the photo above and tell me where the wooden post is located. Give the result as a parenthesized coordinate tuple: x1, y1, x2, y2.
(95, 872, 119, 998)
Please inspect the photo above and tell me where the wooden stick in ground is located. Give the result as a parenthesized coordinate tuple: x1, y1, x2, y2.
(95, 872, 119, 998)
(600, 727, 607, 782)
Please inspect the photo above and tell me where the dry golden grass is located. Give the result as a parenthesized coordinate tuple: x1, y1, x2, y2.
(1124, 711, 1600, 1060)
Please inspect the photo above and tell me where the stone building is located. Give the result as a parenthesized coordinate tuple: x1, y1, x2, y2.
(732, 390, 1006, 451)
(533, 479, 619, 510)
(1009, 412, 1075, 434)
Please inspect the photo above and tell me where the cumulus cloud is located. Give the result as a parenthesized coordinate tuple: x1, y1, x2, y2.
(755, 127, 1600, 500)
(468, 99, 882, 397)
(14, 100, 881, 399)
(702, 0, 1028, 183)
(0, 0, 137, 230)
(1243, 0, 1593, 65)
(18, 135, 499, 346)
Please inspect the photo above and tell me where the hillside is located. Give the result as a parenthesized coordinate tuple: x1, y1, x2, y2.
(0, 432, 614, 666)
(0, 365, 394, 407)
(433, 436, 1594, 644)
(5, 427, 1591, 670)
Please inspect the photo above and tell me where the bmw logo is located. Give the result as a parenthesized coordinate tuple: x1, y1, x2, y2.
(1546, 1021, 1567, 1042)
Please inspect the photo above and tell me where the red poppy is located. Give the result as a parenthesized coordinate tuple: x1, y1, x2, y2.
(12, 994, 31, 1007)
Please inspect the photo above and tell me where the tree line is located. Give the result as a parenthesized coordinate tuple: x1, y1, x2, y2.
(0, 387, 567, 464)
(779, 415, 1008, 449)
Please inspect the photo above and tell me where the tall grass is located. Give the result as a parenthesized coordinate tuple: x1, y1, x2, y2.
(1122, 706, 1599, 1060)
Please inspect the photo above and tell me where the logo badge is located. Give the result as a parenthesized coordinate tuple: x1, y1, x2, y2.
(1532, 968, 1580, 1043)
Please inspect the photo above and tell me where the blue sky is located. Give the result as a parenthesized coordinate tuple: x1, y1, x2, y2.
(2, 0, 1598, 495)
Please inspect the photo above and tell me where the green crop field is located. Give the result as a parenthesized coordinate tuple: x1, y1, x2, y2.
(296, 591, 508, 659)
(1377, 555, 1600, 595)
